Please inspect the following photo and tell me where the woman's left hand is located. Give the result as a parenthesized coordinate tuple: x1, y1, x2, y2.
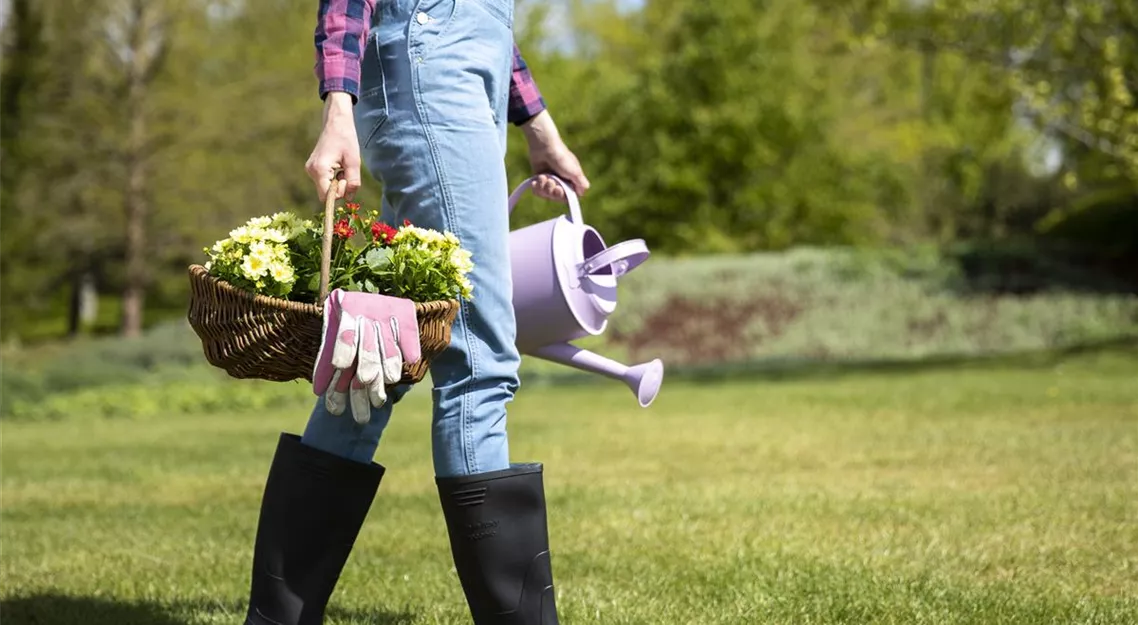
(521, 110, 591, 203)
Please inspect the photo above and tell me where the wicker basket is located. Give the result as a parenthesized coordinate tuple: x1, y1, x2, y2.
(186, 183, 460, 385)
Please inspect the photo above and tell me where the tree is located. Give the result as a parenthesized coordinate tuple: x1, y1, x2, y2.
(510, 0, 1032, 252)
(0, 0, 47, 335)
(846, 0, 1137, 183)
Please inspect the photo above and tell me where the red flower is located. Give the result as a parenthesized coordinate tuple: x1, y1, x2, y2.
(403, 218, 412, 227)
(333, 218, 355, 239)
(345, 202, 361, 213)
(371, 221, 398, 244)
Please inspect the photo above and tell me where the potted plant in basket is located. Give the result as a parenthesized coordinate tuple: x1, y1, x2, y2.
(186, 198, 470, 385)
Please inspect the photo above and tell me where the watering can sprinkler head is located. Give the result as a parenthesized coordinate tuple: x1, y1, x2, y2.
(527, 342, 664, 408)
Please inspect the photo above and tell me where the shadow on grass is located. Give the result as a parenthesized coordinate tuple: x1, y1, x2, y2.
(0, 593, 417, 625)
(521, 335, 1138, 388)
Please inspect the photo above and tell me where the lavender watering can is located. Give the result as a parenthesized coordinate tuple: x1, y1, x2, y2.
(508, 175, 664, 407)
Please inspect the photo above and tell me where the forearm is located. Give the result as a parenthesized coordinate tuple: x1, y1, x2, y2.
(508, 43, 547, 126)
(314, 0, 376, 103)
(520, 110, 560, 146)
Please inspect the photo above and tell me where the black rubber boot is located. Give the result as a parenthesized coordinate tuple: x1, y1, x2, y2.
(245, 433, 385, 625)
(436, 463, 560, 625)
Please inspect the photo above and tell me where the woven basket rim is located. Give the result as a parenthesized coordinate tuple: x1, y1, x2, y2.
(188, 264, 460, 313)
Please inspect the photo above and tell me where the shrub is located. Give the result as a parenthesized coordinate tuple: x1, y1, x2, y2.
(602, 246, 1138, 366)
(4, 246, 1136, 420)
(3, 373, 312, 422)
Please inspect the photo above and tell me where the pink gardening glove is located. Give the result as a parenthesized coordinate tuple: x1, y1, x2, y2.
(312, 288, 422, 424)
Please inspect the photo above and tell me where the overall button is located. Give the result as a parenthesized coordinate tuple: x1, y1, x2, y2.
(416, 12, 430, 25)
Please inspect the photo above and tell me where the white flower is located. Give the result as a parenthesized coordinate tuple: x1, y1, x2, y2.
(449, 248, 474, 274)
(270, 212, 308, 239)
(394, 225, 446, 246)
(241, 253, 269, 279)
(229, 226, 252, 244)
(269, 260, 295, 284)
(270, 243, 291, 263)
(248, 216, 272, 228)
(248, 241, 273, 259)
(263, 227, 289, 243)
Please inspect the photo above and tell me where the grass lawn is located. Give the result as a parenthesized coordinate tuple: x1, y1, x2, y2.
(2, 347, 1137, 624)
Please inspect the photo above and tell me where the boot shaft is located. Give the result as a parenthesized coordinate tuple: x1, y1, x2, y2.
(247, 433, 385, 625)
(437, 463, 559, 625)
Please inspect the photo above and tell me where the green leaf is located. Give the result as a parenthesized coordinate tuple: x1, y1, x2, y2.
(364, 247, 393, 271)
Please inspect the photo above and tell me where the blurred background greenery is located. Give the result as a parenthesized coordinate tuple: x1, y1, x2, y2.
(3, 4, 1137, 623)
(1, 0, 1136, 414)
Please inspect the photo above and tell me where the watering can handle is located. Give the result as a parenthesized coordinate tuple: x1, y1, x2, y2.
(507, 175, 584, 224)
(578, 239, 650, 279)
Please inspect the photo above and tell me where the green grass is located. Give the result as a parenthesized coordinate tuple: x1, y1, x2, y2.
(2, 348, 1137, 624)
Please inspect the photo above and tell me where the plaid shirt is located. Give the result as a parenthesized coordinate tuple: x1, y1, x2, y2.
(315, 0, 546, 125)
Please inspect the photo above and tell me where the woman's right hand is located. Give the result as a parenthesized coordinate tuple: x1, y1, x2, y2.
(305, 91, 363, 202)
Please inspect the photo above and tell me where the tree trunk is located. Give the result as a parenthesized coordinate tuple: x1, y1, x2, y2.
(67, 268, 99, 336)
(121, 121, 147, 337)
(119, 0, 156, 338)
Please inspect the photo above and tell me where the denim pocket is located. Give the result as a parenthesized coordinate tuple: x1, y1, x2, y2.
(357, 33, 389, 149)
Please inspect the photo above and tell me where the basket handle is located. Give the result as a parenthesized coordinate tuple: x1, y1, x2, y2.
(319, 172, 347, 304)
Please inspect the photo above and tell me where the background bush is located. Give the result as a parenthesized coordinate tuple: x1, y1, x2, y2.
(4, 248, 1134, 421)
(600, 245, 1138, 368)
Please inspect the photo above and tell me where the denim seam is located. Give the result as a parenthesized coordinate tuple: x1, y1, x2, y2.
(407, 7, 480, 476)
(360, 34, 389, 149)
(414, 0, 459, 60)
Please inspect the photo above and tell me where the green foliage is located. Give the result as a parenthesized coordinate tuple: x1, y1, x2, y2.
(198, 204, 474, 305)
(0, 320, 312, 421)
(0, 321, 208, 411)
(505, 0, 1064, 254)
(1037, 187, 1138, 257)
(356, 226, 475, 302)
(851, 0, 1138, 183)
(3, 376, 311, 422)
(596, 246, 1138, 367)
(203, 215, 305, 299)
(3, 0, 1137, 342)
(5, 250, 1134, 423)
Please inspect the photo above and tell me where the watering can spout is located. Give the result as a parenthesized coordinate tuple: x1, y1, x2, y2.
(528, 342, 664, 408)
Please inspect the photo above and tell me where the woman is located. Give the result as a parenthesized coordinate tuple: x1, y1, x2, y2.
(242, 1, 590, 624)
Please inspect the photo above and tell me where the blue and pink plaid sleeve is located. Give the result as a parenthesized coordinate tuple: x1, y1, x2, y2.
(314, 1, 547, 125)
(507, 44, 546, 125)
(314, 0, 375, 102)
